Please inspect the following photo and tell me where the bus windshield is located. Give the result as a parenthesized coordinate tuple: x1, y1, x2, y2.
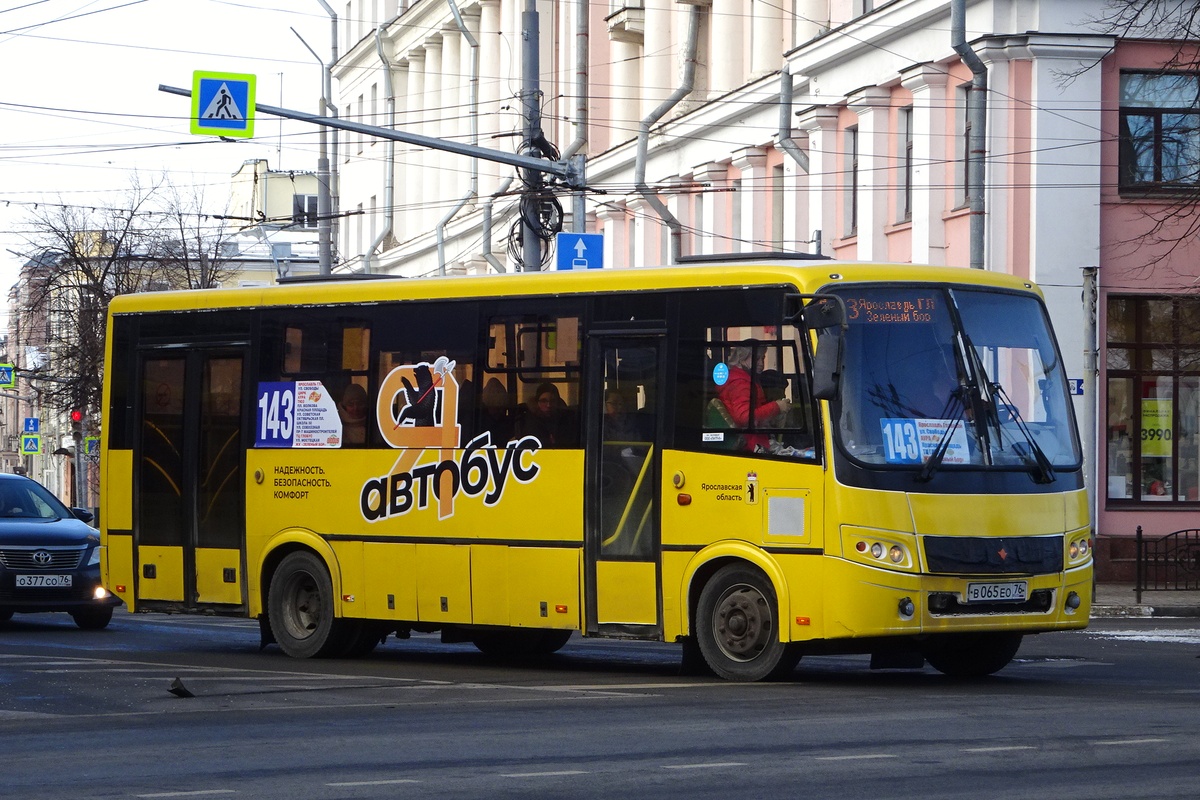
(831, 285, 1081, 474)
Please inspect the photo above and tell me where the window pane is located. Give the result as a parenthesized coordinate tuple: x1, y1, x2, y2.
(1121, 73, 1200, 109)
(1142, 298, 1174, 343)
(1179, 378, 1200, 502)
(1180, 300, 1200, 345)
(1107, 297, 1137, 343)
(1119, 113, 1157, 184)
(1160, 113, 1200, 183)
(1107, 347, 1133, 370)
(1107, 377, 1134, 499)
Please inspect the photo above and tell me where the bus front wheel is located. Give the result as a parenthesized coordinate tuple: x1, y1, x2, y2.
(923, 632, 1023, 678)
(695, 565, 800, 681)
(268, 551, 346, 659)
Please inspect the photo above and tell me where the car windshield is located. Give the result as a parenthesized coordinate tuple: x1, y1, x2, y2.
(831, 284, 1082, 473)
(0, 480, 73, 520)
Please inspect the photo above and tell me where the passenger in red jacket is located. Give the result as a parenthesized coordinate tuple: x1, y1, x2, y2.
(717, 346, 791, 452)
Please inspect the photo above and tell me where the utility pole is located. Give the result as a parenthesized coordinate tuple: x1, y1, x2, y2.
(520, 0, 543, 272)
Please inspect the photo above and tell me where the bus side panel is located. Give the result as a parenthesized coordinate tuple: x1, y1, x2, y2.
(194, 548, 243, 605)
(416, 544, 472, 623)
(136, 546, 185, 601)
(104, 449, 134, 530)
(331, 540, 364, 618)
(102, 532, 135, 610)
(362, 541, 418, 620)
(595, 561, 657, 625)
(472, 546, 580, 629)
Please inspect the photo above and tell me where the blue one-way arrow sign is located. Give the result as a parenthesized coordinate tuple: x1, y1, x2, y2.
(556, 232, 604, 270)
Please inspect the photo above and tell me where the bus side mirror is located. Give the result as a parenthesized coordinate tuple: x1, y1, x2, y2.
(811, 328, 843, 402)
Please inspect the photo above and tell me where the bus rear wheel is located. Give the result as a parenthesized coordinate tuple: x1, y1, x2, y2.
(268, 551, 346, 659)
(695, 564, 800, 682)
(923, 632, 1023, 678)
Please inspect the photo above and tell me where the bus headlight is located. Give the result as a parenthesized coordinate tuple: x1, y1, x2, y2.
(1068, 535, 1092, 562)
(847, 528, 915, 571)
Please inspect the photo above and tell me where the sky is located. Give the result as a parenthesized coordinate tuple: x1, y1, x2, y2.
(0, 0, 333, 319)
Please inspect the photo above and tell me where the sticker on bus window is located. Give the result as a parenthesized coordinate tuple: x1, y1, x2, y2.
(713, 363, 730, 386)
(256, 380, 343, 448)
(879, 418, 969, 465)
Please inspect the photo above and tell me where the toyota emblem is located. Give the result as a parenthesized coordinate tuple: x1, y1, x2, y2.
(32, 550, 52, 566)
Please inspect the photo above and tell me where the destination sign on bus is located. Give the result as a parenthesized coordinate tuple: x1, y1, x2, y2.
(845, 294, 938, 324)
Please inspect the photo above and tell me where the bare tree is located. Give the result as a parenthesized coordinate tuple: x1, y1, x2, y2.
(12, 175, 237, 418)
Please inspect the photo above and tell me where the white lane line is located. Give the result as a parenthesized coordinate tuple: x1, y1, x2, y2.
(1091, 738, 1169, 747)
(663, 762, 749, 770)
(327, 779, 420, 787)
(814, 754, 899, 762)
(962, 746, 1037, 753)
(501, 770, 589, 778)
(135, 791, 237, 798)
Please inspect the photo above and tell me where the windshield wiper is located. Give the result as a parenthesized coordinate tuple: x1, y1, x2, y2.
(916, 387, 968, 483)
(990, 381, 1056, 484)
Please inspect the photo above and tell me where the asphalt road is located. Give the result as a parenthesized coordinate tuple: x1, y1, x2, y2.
(2, 610, 1198, 799)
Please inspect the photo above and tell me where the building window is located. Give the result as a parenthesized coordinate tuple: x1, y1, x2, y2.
(844, 126, 858, 237)
(899, 105, 913, 222)
(1119, 72, 1200, 190)
(1106, 295, 1200, 504)
(958, 83, 976, 205)
(292, 195, 318, 228)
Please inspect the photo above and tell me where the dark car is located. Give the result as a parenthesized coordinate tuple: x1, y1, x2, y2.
(0, 473, 121, 629)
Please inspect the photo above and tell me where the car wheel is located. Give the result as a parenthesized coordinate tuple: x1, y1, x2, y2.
(71, 606, 114, 630)
(268, 551, 347, 658)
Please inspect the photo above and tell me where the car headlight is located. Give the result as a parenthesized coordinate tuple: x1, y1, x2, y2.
(87, 547, 101, 566)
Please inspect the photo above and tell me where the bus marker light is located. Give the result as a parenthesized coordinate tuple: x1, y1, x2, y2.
(855, 541, 868, 553)
(342, 594, 355, 602)
(115, 584, 126, 593)
(677, 494, 692, 505)
(556, 604, 569, 614)
(796, 616, 810, 625)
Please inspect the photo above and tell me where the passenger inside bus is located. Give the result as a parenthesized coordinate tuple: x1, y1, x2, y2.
(513, 381, 577, 447)
(479, 377, 515, 445)
(717, 346, 791, 452)
(337, 382, 368, 445)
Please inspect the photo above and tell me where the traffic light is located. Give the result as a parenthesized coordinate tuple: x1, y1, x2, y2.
(70, 409, 83, 433)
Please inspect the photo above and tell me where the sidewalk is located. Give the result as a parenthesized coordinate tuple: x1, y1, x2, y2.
(1091, 583, 1200, 618)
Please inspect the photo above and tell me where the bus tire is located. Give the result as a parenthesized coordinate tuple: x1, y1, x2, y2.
(268, 551, 345, 659)
(923, 632, 1023, 678)
(695, 564, 801, 681)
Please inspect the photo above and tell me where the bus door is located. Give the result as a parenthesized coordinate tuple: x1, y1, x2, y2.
(584, 335, 664, 637)
(134, 345, 247, 612)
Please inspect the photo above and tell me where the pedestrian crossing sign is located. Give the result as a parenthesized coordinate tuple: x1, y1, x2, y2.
(190, 71, 256, 138)
(21, 434, 40, 455)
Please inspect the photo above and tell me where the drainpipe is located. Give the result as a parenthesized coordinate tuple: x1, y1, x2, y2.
(951, 0, 986, 270)
(775, 63, 809, 173)
(482, 177, 515, 273)
(435, 0, 481, 275)
(634, 4, 701, 265)
(365, 17, 400, 274)
(561, 0, 589, 233)
(1082, 265, 1099, 539)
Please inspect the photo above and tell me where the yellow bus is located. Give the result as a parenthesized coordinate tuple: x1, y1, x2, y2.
(99, 261, 1091, 680)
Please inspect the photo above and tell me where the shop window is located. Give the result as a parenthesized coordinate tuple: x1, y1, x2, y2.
(1106, 296, 1200, 503)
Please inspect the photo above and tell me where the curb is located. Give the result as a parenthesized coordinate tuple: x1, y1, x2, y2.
(1092, 604, 1200, 619)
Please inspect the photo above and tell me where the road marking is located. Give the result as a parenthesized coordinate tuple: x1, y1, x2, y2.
(326, 779, 420, 787)
(501, 770, 589, 778)
(814, 754, 899, 762)
(962, 746, 1036, 753)
(1091, 738, 1169, 747)
(663, 762, 749, 770)
(136, 791, 237, 798)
